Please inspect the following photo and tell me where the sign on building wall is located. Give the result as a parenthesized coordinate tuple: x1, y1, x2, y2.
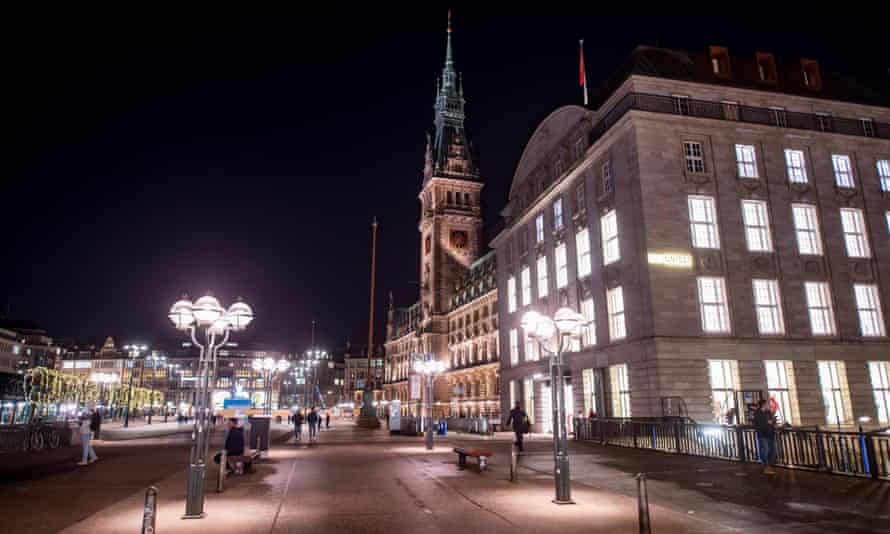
(647, 252, 693, 268)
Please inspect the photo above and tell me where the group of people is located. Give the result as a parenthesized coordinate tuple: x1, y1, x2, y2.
(292, 407, 329, 443)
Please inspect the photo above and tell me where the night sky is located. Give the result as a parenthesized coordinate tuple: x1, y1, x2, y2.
(4, 6, 885, 352)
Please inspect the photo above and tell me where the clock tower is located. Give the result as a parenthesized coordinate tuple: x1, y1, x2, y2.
(417, 13, 483, 357)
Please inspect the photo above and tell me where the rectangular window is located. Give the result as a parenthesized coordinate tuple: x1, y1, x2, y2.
(609, 364, 631, 417)
(574, 137, 584, 160)
(607, 286, 626, 341)
(509, 329, 519, 365)
(688, 195, 720, 249)
(519, 227, 528, 256)
(575, 182, 586, 213)
(765, 360, 798, 425)
(553, 198, 564, 230)
(869, 361, 890, 424)
(536, 255, 549, 299)
(601, 161, 613, 194)
(555, 242, 568, 288)
(792, 204, 823, 255)
(769, 107, 787, 127)
(741, 200, 773, 252)
(784, 149, 808, 184)
(854, 284, 886, 337)
(601, 210, 619, 265)
(576, 228, 592, 278)
(721, 101, 739, 121)
(817, 113, 832, 132)
(509, 380, 518, 409)
(554, 158, 564, 179)
(861, 118, 875, 137)
(840, 208, 871, 258)
(507, 276, 517, 313)
(735, 144, 759, 178)
(805, 282, 836, 336)
(535, 214, 545, 243)
(672, 95, 690, 115)
(582, 368, 598, 417)
(520, 266, 532, 306)
(818, 361, 850, 425)
(523, 378, 535, 424)
(697, 276, 730, 333)
(878, 160, 890, 192)
(708, 359, 739, 423)
(581, 297, 596, 347)
(753, 279, 785, 335)
(684, 141, 705, 173)
(524, 330, 539, 362)
(832, 154, 855, 188)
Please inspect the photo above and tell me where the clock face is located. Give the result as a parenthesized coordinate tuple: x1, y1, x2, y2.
(450, 230, 468, 250)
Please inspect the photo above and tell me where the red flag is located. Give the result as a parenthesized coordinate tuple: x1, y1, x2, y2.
(579, 39, 588, 106)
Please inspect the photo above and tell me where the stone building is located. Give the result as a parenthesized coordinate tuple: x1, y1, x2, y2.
(382, 18, 500, 420)
(494, 46, 890, 431)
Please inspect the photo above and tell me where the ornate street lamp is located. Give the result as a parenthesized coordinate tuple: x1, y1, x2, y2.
(251, 357, 290, 415)
(521, 307, 584, 505)
(169, 294, 253, 520)
(413, 356, 448, 450)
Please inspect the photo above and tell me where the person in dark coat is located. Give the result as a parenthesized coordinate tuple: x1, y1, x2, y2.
(215, 418, 249, 473)
(505, 402, 529, 452)
(753, 399, 777, 475)
(294, 410, 305, 442)
(307, 407, 320, 442)
(325, 411, 331, 429)
(90, 408, 102, 440)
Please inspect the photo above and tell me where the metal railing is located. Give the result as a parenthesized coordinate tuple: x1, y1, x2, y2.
(574, 418, 890, 481)
(589, 92, 890, 146)
(0, 422, 73, 453)
(445, 417, 497, 435)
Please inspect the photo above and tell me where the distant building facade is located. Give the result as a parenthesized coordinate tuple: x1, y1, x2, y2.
(494, 46, 890, 431)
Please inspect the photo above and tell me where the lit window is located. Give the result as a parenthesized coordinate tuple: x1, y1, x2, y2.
(536, 255, 549, 298)
(607, 286, 626, 341)
(741, 200, 773, 252)
(601, 210, 619, 265)
(520, 266, 531, 306)
(735, 144, 758, 178)
(752, 279, 785, 335)
(507, 276, 517, 313)
(582, 368, 598, 417)
(555, 242, 568, 288)
(576, 228, 592, 278)
(697, 277, 730, 333)
(509, 329, 519, 365)
(818, 361, 850, 424)
(581, 297, 596, 347)
(684, 141, 705, 173)
(878, 160, 890, 192)
(805, 282, 836, 336)
(602, 161, 613, 194)
(553, 198, 564, 230)
(524, 329, 539, 362)
(832, 155, 855, 188)
(523, 378, 535, 423)
(609, 364, 631, 417)
(840, 208, 871, 258)
(869, 361, 890, 424)
(784, 149, 808, 184)
(535, 214, 545, 243)
(708, 359, 739, 423)
(509, 379, 518, 408)
(854, 284, 886, 337)
(791, 204, 823, 255)
(765, 360, 798, 425)
(688, 195, 720, 249)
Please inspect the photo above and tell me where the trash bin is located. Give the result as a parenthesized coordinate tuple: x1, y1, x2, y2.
(439, 419, 447, 436)
(247, 415, 271, 452)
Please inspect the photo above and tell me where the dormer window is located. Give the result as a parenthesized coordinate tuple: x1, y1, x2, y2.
(709, 46, 731, 79)
(801, 58, 822, 91)
(756, 52, 777, 83)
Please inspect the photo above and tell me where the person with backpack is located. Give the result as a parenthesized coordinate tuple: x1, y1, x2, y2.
(505, 402, 529, 453)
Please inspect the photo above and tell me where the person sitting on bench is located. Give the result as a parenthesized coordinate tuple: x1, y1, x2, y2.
(215, 418, 249, 474)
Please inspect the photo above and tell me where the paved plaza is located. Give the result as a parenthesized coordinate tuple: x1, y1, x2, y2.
(1, 420, 888, 533)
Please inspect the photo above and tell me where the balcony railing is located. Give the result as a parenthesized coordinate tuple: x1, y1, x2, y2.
(575, 417, 890, 481)
(590, 92, 890, 146)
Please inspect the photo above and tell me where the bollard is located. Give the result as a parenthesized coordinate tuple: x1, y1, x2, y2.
(141, 486, 158, 534)
(217, 450, 227, 493)
(635, 473, 651, 534)
(510, 443, 518, 482)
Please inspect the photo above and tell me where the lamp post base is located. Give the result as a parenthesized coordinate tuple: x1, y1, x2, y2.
(356, 387, 380, 428)
(183, 463, 206, 519)
(551, 499, 576, 505)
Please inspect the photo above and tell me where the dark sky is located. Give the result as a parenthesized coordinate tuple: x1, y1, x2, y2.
(4, 6, 885, 352)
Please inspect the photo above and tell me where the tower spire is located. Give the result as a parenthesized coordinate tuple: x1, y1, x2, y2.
(445, 10, 453, 67)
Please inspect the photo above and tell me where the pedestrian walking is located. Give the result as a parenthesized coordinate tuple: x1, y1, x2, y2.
(294, 410, 305, 442)
(307, 407, 319, 442)
(753, 399, 777, 475)
(90, 408, 102, 441)
(325, 411, 331, 430)
(505, 402, 529, 453)
(76, 412, 99, 466)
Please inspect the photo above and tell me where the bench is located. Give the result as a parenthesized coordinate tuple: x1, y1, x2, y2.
(453, 447, 493, 472)
(226, 449, 261, 475)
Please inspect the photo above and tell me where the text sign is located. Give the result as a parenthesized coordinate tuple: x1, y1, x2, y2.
(647, 252, 693, 268)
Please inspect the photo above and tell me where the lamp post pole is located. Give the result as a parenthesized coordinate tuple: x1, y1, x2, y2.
(123, 345, 147, 428)
(414, 357, 447, 450)
(522, 308, 583, 505)
(169, 295, 253, 520)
